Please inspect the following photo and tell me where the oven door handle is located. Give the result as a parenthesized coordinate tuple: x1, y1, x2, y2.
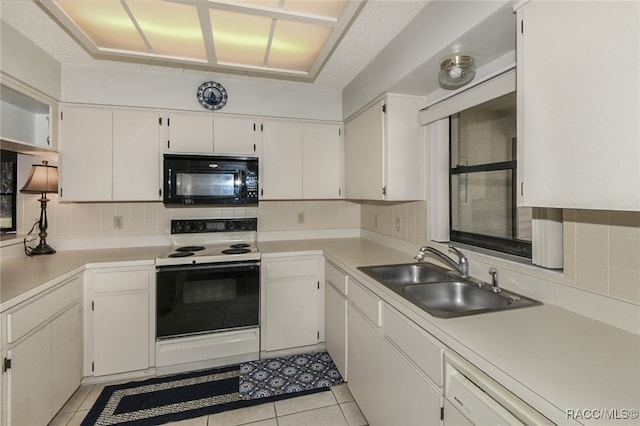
(157, 261, 260, 273)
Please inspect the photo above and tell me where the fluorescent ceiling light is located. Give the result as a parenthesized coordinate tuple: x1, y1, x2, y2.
(39, 0, 364, 82)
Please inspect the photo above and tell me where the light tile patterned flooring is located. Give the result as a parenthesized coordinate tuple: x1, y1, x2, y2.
(49, 382, 368, 426)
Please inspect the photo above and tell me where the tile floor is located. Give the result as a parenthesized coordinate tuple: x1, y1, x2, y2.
(49, 382, 368, 426)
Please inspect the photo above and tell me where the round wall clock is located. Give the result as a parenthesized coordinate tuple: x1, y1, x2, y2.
(197, 81, 228, 110)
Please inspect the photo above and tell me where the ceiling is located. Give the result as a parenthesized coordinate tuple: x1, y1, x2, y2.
(0, 0, 429, 90)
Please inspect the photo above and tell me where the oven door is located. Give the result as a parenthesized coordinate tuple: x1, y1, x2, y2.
(156, 261, 260, 340)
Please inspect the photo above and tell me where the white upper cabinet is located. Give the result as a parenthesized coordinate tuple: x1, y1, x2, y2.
(213, 115, 260, 156)
(59, 106, 113, 201)
(261, 119, 344, 200)
(303, 122, 344, 199)
(60, 105, 162, 202)
(165, 112, 213, 153)
(261, 119, 303, 199)
(516, 0, 640, 210)
(345, 94, 425, 201)
(113, 109, 161, 201)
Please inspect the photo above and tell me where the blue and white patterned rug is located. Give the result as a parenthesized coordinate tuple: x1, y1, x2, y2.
(240, 351, 343, 399)
(81, 351, 343, 425)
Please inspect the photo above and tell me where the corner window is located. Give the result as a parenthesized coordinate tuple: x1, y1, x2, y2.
(449, 93, 532, 258)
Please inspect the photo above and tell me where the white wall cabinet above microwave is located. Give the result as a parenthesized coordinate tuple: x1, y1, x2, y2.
(59, 105, 162, 202)
(164, 113, 260, 156)
(344, 93, 425, 201)
(516, 0, 640, 210)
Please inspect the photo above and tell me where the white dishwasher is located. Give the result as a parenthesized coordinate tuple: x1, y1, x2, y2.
(443, 351, 553, 425)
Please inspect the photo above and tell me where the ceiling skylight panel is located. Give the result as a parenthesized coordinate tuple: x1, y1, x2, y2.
(126, 1, 206, 61)
(209, 9, 272, 67)
(267, 20, 331, 72)
(53, 0, 147, 52)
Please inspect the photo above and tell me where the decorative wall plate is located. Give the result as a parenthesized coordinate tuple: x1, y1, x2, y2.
(197, 81, 228, 110)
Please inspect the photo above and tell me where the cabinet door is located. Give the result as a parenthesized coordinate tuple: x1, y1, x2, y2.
(324, 282, 347, 380)
(92, 292, 149, 376)
(9, 325, 53, 426)
(113, 109, 162, 201)
(166, 112, 213, 153)
(59, 106, 112, 201)
(214, 115, 259, 155)
(51, 304, 81, 412)
(264, 277, 320, 351)
(379, 334, 442, 426)
(517, 1, 640, 210)
(344, 100, 384, 200)
(346, 304, 381, 425)
(261, 119, 303, 199)
(303, 122, 343, 199)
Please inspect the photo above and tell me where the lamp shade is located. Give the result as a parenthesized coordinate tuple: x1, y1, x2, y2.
(20, 161, 59, 194)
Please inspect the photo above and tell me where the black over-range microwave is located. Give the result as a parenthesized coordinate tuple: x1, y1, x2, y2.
(163, 154, 259, 206)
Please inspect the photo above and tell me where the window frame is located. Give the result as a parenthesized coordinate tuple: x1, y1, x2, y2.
(448, 110, 532, 259)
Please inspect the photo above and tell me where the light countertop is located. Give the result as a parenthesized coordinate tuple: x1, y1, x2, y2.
(2, 237, 639, 425)
(261, 238, 640, 425)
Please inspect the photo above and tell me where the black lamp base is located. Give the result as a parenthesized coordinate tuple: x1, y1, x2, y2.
(30, 241, 56, 255)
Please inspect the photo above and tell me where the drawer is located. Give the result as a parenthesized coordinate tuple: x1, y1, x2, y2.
(265, 258, 320, 280)
(8, 275, 81, 344)
(93, 269, 150, 293)
(325, 262, 347, 295)
(348, 277, 381, 327)
(383, 303, 443, 386)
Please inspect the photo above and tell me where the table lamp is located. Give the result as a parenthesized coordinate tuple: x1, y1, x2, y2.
(20, 160, 58, 255)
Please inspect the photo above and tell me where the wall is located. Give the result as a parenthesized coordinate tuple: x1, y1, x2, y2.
(360, 201, 428, 246)
(564, 210, 640, 304)
(342, 0, 512, 118)
(0, 23, 61, 99)
(62, 64, 342, 121)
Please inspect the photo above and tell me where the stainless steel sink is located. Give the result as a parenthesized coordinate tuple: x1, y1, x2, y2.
(358, 263, 541, 318)
(357, 263, 453, 287)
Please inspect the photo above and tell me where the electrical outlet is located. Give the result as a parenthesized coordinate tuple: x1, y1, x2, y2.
(297, 212, 305, 224)
(114, 216, 124, 229)
(395, 217, 401, 232)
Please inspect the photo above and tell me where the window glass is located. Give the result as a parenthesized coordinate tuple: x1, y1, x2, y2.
(1, 150, 17, 234)
(450, 92, 532, 258)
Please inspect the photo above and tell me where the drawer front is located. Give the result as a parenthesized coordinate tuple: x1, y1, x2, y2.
(93, 269, 150, 293)
(383, 303, 443, 386)
(265, 258, 320, 280)
(8, 275, 81, 344)
(325, 262, 347, 295)
(348, 277, 381, 327)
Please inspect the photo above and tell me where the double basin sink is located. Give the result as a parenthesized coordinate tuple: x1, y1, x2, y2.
(358, 263, 541, 318)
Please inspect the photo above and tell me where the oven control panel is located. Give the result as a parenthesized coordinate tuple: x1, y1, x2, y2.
(171, 218, 258, 234)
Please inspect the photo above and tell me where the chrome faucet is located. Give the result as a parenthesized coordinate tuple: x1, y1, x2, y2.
(414, 244, 469, 279)
(489, 267, 501, 293)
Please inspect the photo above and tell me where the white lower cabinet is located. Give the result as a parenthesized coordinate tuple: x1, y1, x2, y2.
(261, 254, 324, 352)
(84, 265, 155, 377)
(346, 276, 444, 426)
(1, 274, 82, 426)
(324, 261, 348, 380)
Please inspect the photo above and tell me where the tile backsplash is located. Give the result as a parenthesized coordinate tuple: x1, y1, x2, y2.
(17, 194, 361, 239)
(565, 209, 640, 304)
(14, 192, 640, 306)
